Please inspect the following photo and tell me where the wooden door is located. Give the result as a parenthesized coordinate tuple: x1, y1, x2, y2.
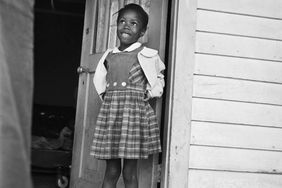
(70, 0, 168, 187)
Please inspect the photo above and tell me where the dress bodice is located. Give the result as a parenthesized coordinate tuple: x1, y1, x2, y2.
(105, 47, 145, 91)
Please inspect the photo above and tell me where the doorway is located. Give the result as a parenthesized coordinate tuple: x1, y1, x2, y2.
(31, 0, 85, 187)
(70, 1, 169, 188)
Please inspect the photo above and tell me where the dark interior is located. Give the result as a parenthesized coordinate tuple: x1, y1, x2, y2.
(32, 0, 85, 187)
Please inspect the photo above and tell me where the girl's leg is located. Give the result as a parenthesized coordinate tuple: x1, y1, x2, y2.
(102, 159, 121, 188)
(123, 159, 138, 188)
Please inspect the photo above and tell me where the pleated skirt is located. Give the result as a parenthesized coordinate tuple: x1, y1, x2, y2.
(90, 88, 161, 159)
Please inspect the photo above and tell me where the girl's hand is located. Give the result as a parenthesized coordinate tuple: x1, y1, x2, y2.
(143, 90, 152, 101)
(101, 92, 106, 100)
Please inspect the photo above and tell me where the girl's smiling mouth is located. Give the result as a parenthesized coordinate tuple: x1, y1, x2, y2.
(121, 32, 131, 38)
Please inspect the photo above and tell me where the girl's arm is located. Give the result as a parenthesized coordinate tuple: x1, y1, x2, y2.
(93, 49, 112, 100)
(145, 55, 165, 99)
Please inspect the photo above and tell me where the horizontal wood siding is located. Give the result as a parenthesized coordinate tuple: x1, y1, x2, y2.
(193, 75, 282, 105)
(195, 54, 282, 84)
(192, 98, 282, 128)
(189, 146, 282, 172)
(189, 0, 282, 187)
(197, 10, 282, 40)
(196, 32, 282, 61)
(198, 0, 282, 19)
(189, 170, 282, 188)
(191, 121, 282, 151)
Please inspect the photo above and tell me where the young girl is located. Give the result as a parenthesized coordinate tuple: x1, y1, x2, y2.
(91, 3, 165, 188)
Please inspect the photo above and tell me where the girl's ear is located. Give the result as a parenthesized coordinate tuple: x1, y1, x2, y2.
(140, 31, 145, 37)
(140, 28, 147, 37)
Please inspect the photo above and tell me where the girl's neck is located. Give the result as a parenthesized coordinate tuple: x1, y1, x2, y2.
(118, 44, 130, 51)
(118, 41, 139, 51)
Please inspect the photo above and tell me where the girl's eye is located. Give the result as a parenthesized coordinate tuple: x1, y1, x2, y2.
(131, 22, 138, 26)
(119, 19, 126, 24)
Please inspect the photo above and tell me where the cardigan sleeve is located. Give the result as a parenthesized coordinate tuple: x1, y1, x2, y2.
(93, 49, 111, 99)
(147, 54, 165, 98)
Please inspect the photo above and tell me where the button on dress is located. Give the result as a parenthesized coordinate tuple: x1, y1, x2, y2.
(90, 46, 161, 159)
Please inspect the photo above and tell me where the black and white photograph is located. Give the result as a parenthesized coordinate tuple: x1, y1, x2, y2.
(1, 0, 282, 188)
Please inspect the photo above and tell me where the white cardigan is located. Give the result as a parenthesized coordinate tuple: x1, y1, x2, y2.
(93, 46, 165, 100)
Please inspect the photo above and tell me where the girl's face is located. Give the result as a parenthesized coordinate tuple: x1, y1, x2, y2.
(117, 9, 145, 51)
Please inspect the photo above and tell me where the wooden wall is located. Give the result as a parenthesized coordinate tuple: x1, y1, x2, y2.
(188, 0, 282, 187)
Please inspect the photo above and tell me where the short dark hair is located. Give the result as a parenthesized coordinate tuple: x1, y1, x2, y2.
(117, 3, 149, 31)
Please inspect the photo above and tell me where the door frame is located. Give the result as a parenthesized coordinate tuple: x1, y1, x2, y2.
(161, 0, 197, 187)
(70, 0, 171, 187)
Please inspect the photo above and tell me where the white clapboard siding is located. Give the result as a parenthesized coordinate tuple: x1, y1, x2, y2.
(196, 32, 282, 61)
(191, 121, 282, 151)
(193, 75, 282, 105)
(198, 0, 282, 19)
(192, 98, 282, 128)
(195, 54, 282, 83)
(188, 1, 282, 188)
(197, 10, 282, 40)
(189, 146, 282, 173)
(188, 170, 282, 188)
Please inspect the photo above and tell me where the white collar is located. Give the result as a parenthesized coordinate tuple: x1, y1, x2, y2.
(112, 42, 142, 53)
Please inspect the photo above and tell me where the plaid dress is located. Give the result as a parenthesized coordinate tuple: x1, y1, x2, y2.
(90, 47, 161, 159)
